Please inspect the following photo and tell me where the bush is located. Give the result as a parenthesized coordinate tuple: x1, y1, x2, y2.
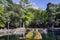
(25, 29, 34, 39)
(34, 29, 42, 40)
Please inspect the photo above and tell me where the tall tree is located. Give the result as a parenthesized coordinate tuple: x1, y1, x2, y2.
(46, 3, 57, 27)
(0, 4, 6, 28)
(29, 9, 49, 28)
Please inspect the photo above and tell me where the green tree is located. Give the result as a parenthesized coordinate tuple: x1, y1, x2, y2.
(29, 9, 49, 27)
(0, 4, 6, 27)
(5, 11, 19, 28)
(46, 3, 57, 27)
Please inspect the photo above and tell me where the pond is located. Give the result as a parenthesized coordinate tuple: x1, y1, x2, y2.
(0, 35, 20, 40)
(0, 33, 60, 40)
(0, 28, 60, 40)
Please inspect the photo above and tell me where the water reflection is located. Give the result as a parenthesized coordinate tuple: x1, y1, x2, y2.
(0, 28, 60, 40)
(0, 35, 19, 40)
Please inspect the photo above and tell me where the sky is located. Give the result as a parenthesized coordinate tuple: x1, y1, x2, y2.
(13, 0, 60, 10)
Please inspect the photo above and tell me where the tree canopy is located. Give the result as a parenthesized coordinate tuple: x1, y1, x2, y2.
(0, 0, 60, 28)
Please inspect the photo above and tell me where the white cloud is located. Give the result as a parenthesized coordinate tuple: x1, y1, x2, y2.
(26, 3, 39, 9)
(30, 3, 39, 9)
(16, 2, 19, 4)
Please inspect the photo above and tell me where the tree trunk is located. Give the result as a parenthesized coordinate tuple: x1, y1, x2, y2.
(23, 22, 25, 28)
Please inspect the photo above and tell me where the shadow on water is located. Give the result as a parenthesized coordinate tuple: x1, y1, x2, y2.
(0, 35, 42, 40)
(0, 34, 60, 40)
(0, 35, 19, 40)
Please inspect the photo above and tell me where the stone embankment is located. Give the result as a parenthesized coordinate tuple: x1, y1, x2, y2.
(0, 28, 26, 37)
(0, 28, 48, 37)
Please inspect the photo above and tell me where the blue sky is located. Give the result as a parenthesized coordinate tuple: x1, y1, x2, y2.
(13, 0, 60, 10)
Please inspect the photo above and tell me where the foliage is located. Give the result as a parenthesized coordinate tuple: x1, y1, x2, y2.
(34, 29, 42, 39)
(30, 9, 49, 27)
(25, 29, 34, 39)
(0, 4, 6, 27)
(26, 29, 42, 39)
(46, 2, 60, 27)
(0, 0, 60, 28)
